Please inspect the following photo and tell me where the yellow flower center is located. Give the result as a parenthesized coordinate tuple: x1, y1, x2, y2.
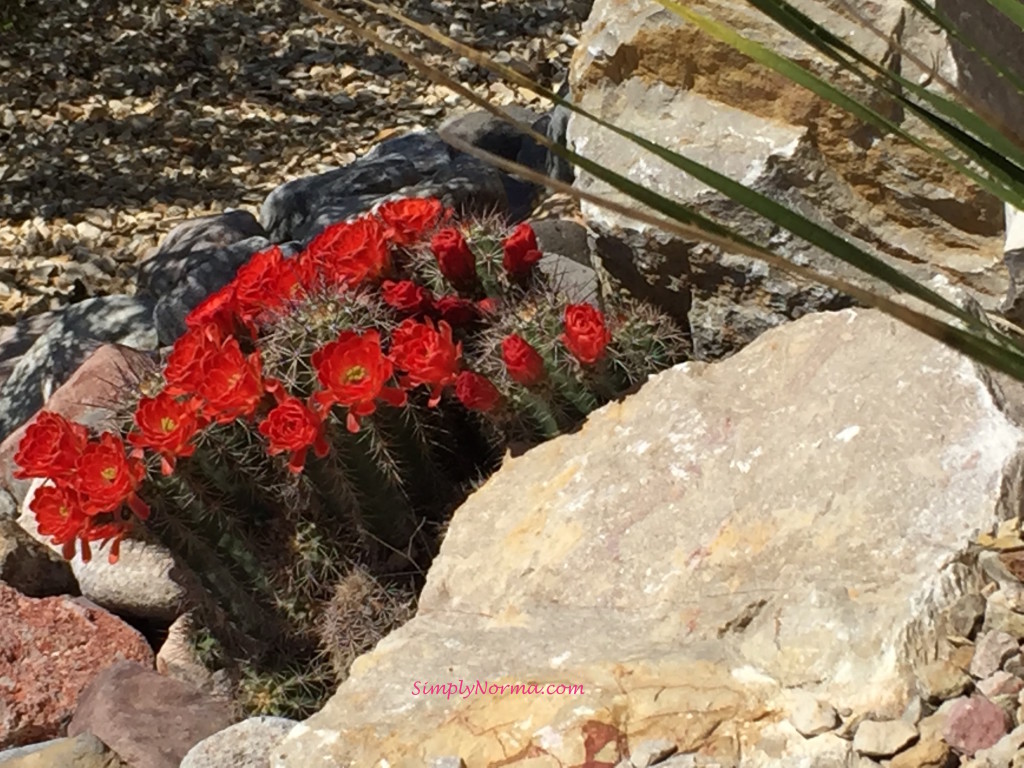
(343, 365, 367, 384)
(101, 466, 117, 482)
(160, 416, 177, 433)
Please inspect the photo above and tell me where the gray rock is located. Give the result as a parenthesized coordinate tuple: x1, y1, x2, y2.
(152, 235, 271, 345)
(426, 758, 466, 768)
(137, 210, 267, 297)
(180, 717, 297, 768)
(984, 589, 1024, 639)
(949, 593, 987, 639)
(786, 691, 839, 737)
(20, 479, 190, 621)
(916, 660, 972, 703)
(627, 738, 677, 767)
(0, 295, 157, 442)
(0, 733, 127, 767)
(971, 632, 1021, 680)
(0, 312, 64, 392)
(260, 130, 530, 245)
(852, 720, 919, 758)
(0, 519, 77, 598)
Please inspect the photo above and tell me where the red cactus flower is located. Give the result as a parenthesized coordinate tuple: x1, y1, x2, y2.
(455, 371, 501, 413)
(75, 432, 149, 518)
(376, 197, 444, 245)
(502, 223, 543, 279)
(311, 329, 407, 433)
(561, 303, 612, 365)
(389, 318, 462, 407)
(163, 323, 224, 397)
(185, 282, 238, 337)
(259, 394, 330, 473)
(501, 334, 546, 386)
(382, 279, 433, 315)
(301, 217, 391, 288)
(195, 337, 266, 425)
(128, 392, 203, 476)
(13, 411, 89, 481)
(30, 482, 87, 549)
(231, 245, 301, 328)
(432, 295, 479, 327)
(430, 228, 477, 290)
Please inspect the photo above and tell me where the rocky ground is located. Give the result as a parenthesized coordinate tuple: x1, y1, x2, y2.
(0, 0, 586, 324)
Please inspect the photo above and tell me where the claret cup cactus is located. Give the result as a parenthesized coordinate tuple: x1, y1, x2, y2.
(14, 198, 689, 716)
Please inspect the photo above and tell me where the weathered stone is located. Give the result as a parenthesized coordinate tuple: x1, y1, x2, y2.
(426, 758, 467, 768)
(785, 691, 838, 737)
(917, 660, 973, 703)
(852, 720, 918, 758)
(531, 218, 600, 306)
(979, 671, 1024, 699)
(972, 723, 1024, 768)
(0, 733, 128, 768)
(18, 479, 191, 622)
(627, 739, 678, 767)
(567, 0, 1007, 361)
(136, 210, 267, 296)
(971, 633, 1021, 679)
(984, 590, 1024, 639)
(68, 660, 236, 768)
(0, 583, 154, 749)
(887, 734, 954, 768)
(261, 130, 519, 245)
(0, 518, 77, 598)
(0, 297, 157, 442)
(0, 344, 158, 504)
(948, 593, 987, 640)
(273, 308, 1024, 767)
(156, 613, 233, 701)
(943, 695, 1009, 756)
(180, 717, 297, 768)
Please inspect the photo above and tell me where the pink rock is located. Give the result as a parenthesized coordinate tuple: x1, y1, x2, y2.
(0, 344, 157, 502)
(0, 582, 154, 748)
(69, 660, 236, 768)
(942, 695, 1009, 756)
(978, 670, 1024, 698)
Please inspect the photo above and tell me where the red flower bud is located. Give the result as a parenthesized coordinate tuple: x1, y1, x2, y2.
(502, 223, 543, 278)
(455, 371, 501, 413)
(382, 279, 433, 315)
(501, 334, 546, 386)
(430, 228, 477, 290)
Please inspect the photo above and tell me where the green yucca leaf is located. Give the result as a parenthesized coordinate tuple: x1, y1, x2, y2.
(980, 0, 1024, 33)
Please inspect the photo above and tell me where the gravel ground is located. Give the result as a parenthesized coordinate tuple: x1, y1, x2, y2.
(0, 0, 588, 324)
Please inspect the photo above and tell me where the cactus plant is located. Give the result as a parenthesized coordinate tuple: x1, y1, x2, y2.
(14, 197, 690, 718)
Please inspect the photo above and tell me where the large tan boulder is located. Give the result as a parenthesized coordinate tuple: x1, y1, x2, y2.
(566, 0, 1011, 359)
(273, 307, 1024, 767)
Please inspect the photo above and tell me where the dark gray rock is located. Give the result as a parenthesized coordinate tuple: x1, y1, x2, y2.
(545, 80, 575, 185)
(531, 218, 599, 305)
(137, 210, 267, 297)
(0, 296, 158, 442)
(261, 130, 523, 245)
(0, 518, 78, 598)
(153, 235, 272, 345)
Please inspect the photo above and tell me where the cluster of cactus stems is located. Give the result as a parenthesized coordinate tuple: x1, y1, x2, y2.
(14, 198, 689, 717)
